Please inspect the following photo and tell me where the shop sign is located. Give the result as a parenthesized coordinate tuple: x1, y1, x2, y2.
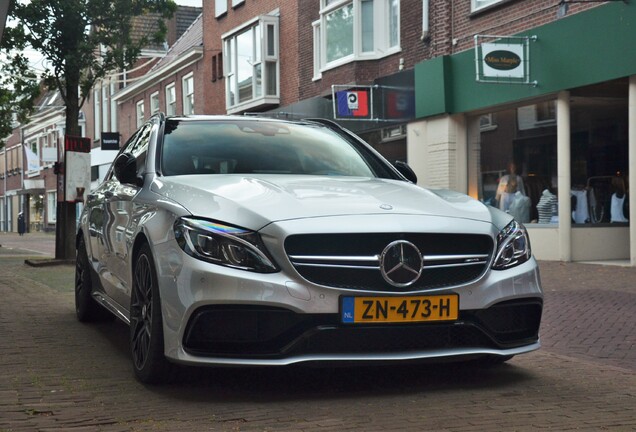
(332, 85, 374, 120)
(484, 49, 522, 73)
(482, 44, 524, 78)
(475, 35, 537, 86)
(63, 135, 91, 203)
(385, 89, 415, 120)
(332, 80, 414, 122)
(101, 132, 120, 151)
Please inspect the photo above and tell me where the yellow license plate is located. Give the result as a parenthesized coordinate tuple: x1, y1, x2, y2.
(341, 294, 459, 324)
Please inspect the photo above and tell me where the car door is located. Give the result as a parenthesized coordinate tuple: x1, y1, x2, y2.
(86, 176, 117, 281)
(102, 122, 153, 310)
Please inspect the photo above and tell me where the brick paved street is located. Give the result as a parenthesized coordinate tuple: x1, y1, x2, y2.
(0, 233, 635, 431)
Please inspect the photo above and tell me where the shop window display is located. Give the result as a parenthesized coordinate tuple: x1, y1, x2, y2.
(475, 81, 629, 225)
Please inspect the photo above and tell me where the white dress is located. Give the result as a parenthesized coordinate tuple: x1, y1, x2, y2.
(571, 189, 589, 224)
(610, 193, 628, 222)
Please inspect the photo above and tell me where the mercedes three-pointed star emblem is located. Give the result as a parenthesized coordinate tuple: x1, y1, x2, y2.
(380, 240, 424, 287)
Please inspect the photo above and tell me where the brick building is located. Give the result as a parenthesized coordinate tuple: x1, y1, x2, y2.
(6, 0, 636, 265)
(410, 1, 636, 264)
(0, 89, 67, 233)
(87, 6, 203, 189)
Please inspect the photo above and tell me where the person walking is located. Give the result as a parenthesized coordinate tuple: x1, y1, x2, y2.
(17, 212, 26, 236)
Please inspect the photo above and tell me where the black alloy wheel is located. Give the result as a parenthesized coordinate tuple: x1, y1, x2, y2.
(130, 243, 172, 384)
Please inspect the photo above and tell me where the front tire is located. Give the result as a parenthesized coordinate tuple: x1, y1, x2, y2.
(130, 244, 173, 384)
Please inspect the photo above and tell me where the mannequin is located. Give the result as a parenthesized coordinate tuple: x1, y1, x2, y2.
(571, 188, 589, 224)
(610, 175, 628, 223)
(537, 189, 557, 224)
(508, 191, 531, 223)
(495, 162, 526, 212)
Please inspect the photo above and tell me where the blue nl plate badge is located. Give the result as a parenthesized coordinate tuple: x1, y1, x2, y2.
(342, 297, 355, 323)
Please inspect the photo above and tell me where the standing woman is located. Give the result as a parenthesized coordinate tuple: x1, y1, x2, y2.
(17, 212, 26, 236)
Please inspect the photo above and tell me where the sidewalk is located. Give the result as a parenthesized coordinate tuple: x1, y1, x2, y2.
(0, 229, 634, 370)
(0, 231, 56, 257)
(0, 235, 634, 430)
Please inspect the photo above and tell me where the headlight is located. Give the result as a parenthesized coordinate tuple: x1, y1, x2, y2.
(492, 220, 531, 270)
(174, 217, 278, 273)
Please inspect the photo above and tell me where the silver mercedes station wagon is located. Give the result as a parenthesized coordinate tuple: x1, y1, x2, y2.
(76, 115, 542, 383)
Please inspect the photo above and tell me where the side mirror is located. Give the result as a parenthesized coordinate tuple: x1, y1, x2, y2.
(113, 153, 141, 186)
(394, 160, 417, 184)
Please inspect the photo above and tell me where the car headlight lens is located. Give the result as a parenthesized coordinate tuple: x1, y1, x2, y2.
(493, 220, 531, 270)
(174, 217, 278, 273)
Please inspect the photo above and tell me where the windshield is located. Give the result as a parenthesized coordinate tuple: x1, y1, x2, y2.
(160, 119, 391, 177)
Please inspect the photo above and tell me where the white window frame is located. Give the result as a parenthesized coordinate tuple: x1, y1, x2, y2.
(216, 0, 228, 17)
(150, 91, 160, 116)
(471, 0, 504, 12)
(165, 83, 176, 115)
(223, 14, 280, 114)
(312, 20, 322, 80)
(182, 74, 195, 115)
(232, 0, 245, 7)
(315, 0, 401, 74)
(101, 84, 109, 133)
(136, 100, 145, 128)
(479, 113, 497, 132)
(110, 82, 118, 131)
(93, 88, 101, 140)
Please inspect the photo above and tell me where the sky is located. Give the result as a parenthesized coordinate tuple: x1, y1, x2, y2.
(175, 0, 202, 6)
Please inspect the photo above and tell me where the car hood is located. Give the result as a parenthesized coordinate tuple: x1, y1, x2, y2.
(151, 174, 493, 230)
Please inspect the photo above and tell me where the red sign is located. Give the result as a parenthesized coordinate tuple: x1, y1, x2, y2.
(65, 135, 91, 153)
(336, 90, 370, 118)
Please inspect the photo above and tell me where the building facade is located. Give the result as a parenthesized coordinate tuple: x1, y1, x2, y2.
(0, 90, 69, 233)
(411, 1, 636, 263)
(5, 0, 634, 265)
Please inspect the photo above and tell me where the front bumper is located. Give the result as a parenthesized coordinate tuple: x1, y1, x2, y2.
(155, 236, 543, 366)
(182, 298, 542, 358)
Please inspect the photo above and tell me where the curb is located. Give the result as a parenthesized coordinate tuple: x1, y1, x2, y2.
(24, 258, 75, 267)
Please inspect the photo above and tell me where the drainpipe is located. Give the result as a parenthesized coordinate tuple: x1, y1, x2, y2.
(557, 91, 571, 262)
(421, 0, 430, 41)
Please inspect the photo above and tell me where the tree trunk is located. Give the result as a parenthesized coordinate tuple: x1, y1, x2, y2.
(55, 76, 82, 260)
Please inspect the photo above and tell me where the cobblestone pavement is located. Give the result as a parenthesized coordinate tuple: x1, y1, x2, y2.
(0, 233, 635, 431)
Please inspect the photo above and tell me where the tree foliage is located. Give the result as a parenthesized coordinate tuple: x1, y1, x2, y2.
(0, 51, 40, 148)
(0, 0, 177, 259)
(1, 0, 177, 140)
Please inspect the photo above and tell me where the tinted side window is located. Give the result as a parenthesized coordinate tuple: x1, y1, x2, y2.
(123, 123, 152, 174)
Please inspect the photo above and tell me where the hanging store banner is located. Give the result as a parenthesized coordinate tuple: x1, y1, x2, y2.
(474, 35, 536, 86)
(385, 89, 415, 120)
(24, 145, 40, 172)
(332, 85, 373, 120)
